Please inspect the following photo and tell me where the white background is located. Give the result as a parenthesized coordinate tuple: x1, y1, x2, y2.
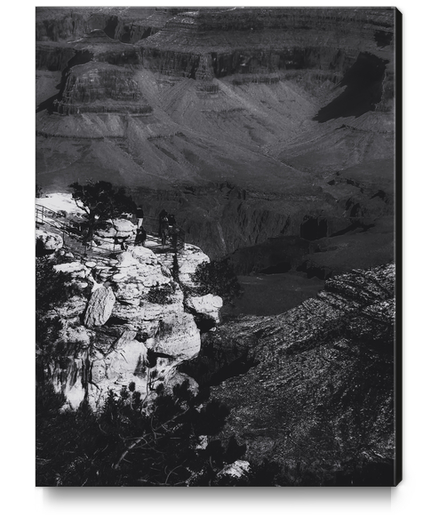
(2, 1, 428, 514)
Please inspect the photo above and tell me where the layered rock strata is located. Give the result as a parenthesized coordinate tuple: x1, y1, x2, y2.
(181, 263, 396, 483)
(37, 205, 223, 410)
(36, 7, 396, 277)
(54, 62, 152, 115)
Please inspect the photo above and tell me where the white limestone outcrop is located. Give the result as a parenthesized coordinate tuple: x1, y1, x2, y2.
(94, 219, 136, 250)
(41, 234, 223, 411)
(185, 293, 223, 324)
(84, 286, 116, 327)
(36, 228, 63, 252)
(157, 243, 210, 288)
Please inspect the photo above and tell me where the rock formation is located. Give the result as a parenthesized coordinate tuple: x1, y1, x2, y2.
(36, 201, 223, 410)
(36, 228, 63, 254)
(35, 7, 398, 485)
(36, 7, 396, 276)
(181, 263, 396, 484)
(83, 286, 115, 327)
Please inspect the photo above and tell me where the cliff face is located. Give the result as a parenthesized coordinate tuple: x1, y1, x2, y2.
(36, 6, 396, 271)
(36, 7, 171, 43)
(181, 263, 396, 484)
(55, 62, 151, 115)
(36, 195, 222, 411)
(138, 8, 393, 79)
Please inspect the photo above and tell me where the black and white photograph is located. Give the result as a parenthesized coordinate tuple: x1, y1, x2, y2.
(35, 5, 400, 487)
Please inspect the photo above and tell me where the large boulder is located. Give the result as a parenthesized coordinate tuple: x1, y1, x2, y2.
(54, 261, 88, 279)
(84, 285, 116, 327)
(153, 312, 201, 360)
(185, 293, 223, 324)
(94, 218, 136, 249)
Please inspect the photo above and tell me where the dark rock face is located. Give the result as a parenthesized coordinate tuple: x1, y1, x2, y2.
(314, 52, 388, 122)
(36, 44, 76, 72)
(36, 7, 171, 43)
(135, 7, 394, 79)
(184, 263, 395, 484)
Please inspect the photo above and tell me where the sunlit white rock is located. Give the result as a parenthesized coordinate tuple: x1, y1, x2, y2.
(185, 293, 223, 323)
(36, 228, 63, 251)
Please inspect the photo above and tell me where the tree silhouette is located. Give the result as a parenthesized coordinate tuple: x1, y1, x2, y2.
(69, 181, 136, 244)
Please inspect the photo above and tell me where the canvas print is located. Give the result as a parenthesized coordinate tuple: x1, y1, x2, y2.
(35, 6, 401, 486)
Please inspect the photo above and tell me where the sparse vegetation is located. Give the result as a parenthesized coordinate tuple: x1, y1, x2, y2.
(36, 256, 85, 381)
(192, 259, 242, 301)
(36, 256, 82, 313)
(36, 380, 246, 486)
(146, 282, 176, 304)
(69, 180, 136, 244)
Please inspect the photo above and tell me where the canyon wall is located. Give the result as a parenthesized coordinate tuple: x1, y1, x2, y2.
(36, 6, 396, 271)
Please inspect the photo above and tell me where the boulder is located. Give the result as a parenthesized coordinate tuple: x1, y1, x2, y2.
(95, 219, 135, 240)
(185, 293, 223, 323)
(112, 218, 136, 236)
(84, 285, 116, 327)
(217, 460, 251, 480)
(36, 229, 63, 252)
(54, 261, 88, 278)
(130, 246, 159, 266)
(154, 312, 201, 360)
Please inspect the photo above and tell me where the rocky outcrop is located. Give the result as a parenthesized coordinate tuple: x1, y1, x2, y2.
(183, 263, 396, 484)
(55, 62, 152, 115)
(83, 286, 115, 327)
(185, 294, 223, 324)
(37, 209, 223, 410)
(157, 243, 210, 287)
(36, 228, 63, 253)
(93, 218, 136, 250)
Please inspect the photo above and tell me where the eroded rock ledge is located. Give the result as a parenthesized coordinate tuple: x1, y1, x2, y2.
(37, 218, 222, 411)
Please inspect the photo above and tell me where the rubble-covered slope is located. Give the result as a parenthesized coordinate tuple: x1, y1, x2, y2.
(181, 263, 396, 484)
